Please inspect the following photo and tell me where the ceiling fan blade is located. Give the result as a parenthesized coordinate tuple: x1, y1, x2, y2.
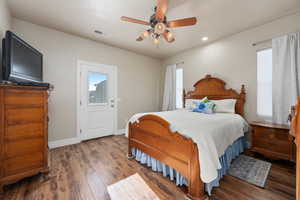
(167, 17, 197, 28)
(156, 0, 168, 21)
(162, 31, 175, 43)
(121, 16, 150, 26)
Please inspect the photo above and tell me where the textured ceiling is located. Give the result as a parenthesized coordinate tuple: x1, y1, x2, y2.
(8, 0, 300, 59)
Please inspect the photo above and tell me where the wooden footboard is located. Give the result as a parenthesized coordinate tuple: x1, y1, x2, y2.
(128, 114, 206, 200)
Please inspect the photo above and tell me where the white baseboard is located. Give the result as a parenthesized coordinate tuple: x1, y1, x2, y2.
(48, 137, 81, 149)
(49, 130, 125, 149)
(116, 129, 126, 135)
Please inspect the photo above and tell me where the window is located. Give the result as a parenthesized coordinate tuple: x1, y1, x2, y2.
(176, 68, 183, 109)
(257, 48, 272, 118)
(88, 73, 108, 104)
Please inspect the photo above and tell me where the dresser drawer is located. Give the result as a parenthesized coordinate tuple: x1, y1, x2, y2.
(4, 137, 44, 158)
(3, 152, 44, 176)
(253, 138, 291, 155)
(4, 89, 45, 105)
(253, 126, 289, 141)
(5, 123, 44, 140)
(6, 107, 44, 126)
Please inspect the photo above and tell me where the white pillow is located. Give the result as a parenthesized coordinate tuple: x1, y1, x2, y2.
(185, 97, 208, 111)
(211, 99, 237, 113)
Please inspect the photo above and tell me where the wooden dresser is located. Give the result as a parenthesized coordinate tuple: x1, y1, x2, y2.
(250, 121, 295, 161)
(0, 85, 49, 192)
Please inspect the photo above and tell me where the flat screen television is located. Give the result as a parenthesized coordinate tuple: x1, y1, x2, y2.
(2, 31, 43, 83)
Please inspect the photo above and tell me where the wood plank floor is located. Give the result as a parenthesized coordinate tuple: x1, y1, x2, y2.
(0, 135, 296, 200)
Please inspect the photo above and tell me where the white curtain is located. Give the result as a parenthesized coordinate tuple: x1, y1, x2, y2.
(272, 32, 300, 124)
(162, 64, 177, 111)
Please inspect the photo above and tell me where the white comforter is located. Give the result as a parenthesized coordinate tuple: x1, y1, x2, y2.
(126, 109, 248, 183)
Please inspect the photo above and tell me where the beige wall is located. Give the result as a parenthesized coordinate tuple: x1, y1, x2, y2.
(0, 0, 10, 39)
(163, 12, 300, 122)
(0, 0, 11, 72)
(12, 18, 163, 142)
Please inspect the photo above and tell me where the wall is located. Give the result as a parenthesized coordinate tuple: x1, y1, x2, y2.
(163, 12, 300, 122)
(12, 18, 163, 142)
(0, 0, 11, 75)
(0, 0, 10, 39)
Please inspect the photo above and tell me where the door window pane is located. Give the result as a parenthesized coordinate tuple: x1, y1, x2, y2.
(88, 73, 107, 104)
(257, 48, 272, 118)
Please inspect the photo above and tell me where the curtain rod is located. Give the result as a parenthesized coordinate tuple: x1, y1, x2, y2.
(252, 30, 300, 46)
(252, 39, 271, 46)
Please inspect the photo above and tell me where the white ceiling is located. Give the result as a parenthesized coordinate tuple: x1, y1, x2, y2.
(8, 0, 300, 59)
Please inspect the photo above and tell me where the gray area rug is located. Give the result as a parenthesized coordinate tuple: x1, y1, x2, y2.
(228, 155, 271, 188)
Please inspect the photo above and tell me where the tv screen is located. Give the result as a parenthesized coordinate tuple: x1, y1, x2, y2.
(3, 31, 43, 83)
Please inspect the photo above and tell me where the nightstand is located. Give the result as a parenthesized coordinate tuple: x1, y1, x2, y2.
(250, 121, 296, 162)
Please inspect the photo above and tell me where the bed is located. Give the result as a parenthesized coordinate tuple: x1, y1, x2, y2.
(127, 75, 247, 200)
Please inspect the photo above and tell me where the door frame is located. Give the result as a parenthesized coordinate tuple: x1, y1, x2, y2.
(76, 60, 118, 141)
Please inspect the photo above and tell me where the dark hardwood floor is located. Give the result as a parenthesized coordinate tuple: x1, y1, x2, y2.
(0, 135, 296, 200)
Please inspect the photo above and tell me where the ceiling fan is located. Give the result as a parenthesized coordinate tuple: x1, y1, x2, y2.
(120, 0, 197, 45)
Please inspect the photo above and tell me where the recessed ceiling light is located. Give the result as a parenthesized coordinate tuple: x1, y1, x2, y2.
(94, 30, 103, 35)
(202, 37, 208, 41)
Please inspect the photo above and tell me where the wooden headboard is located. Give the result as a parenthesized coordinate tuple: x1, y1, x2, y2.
(183, 75, 246, 116)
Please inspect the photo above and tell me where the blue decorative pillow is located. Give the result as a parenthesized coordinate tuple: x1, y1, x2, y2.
(193, 102, 215, 114)
(185, 97, 209, 111)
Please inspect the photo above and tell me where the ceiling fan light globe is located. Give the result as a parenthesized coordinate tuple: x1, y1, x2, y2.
(153, 37, 160, 45)
(167, 32, 173, 40)
(142, 31, 150, 39)
(155, 23, 166, 34)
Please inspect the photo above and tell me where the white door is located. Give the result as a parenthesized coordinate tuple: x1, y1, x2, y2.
(78, 61, 117, 141)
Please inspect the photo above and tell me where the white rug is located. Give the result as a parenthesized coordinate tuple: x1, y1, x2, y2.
(107, 173, 160, 200)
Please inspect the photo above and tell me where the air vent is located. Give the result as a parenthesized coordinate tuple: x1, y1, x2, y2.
(94, 30, 103, 35)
